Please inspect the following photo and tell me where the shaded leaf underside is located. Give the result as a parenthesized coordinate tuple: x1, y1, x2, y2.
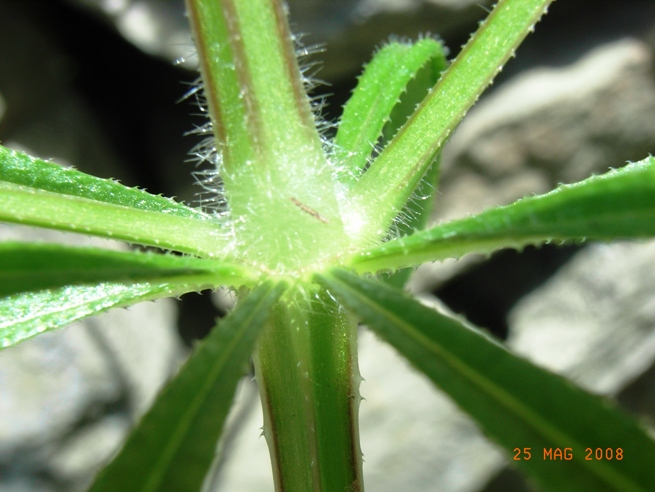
(0, 243, 259, 349)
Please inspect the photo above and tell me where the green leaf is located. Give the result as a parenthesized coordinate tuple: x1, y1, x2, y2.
(316, 268, 655, 492)
(358, 41, 446, 288)
(335, 38, 447, 186)
(0, 184, 230, 258)
(0, 242, 260, 297)
(383, 155, 441, 288)
(89, 280, 287, 492)
(0, 145, 206, 220)
(348, 0, 554, 242)
(351, 156, 655, 274)
(0, 277, 221, 348)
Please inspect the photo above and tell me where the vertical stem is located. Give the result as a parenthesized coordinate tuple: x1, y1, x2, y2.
(185, 0, 350, 272)
(254, 286, 363, 491)
(184, 0, 323, 172)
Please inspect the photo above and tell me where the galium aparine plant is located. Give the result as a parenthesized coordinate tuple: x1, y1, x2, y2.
(1, 0, 655, 490)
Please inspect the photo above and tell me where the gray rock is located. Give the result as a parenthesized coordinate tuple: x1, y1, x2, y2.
(0, 3, 132, 183)
(509, 241, 655, 401)
(440, 37, 655, 219)
(64, 0, 191, 67)
(64, 0, 493, 80)
(357, 323, 504, 492)
(200, 380, 273, 492)
(0, 299, 183, 491)
(480, 241, 655, 490)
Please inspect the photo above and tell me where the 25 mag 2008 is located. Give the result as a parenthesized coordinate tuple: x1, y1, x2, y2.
(513, 447, 624, 461)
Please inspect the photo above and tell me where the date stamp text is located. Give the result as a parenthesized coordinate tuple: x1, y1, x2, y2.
(513, 447, 624, 461)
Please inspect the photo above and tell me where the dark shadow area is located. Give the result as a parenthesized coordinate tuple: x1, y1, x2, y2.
(1, 0, 197, 198)
(480, 466, 537, 492)
(617, 360, 655, 424)
(434, 244, 580, 340)
(176, 290, 225, 346)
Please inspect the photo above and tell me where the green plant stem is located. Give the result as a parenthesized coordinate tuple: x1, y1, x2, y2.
(186, 0, 350, 273)
(185, 0, 321, 172)
(254, 286, 363, 492)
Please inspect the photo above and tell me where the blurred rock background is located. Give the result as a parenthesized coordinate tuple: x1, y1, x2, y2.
(1, 0, 655, 491)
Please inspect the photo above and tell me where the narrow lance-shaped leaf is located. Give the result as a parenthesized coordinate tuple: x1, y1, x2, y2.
(335, 38, 447, 186)
(375, 45, 446, 287)
(348, 0, 554, 241)
(0, 184, 230, 258)
(1, 276, 224, 349)
(0, 242, 260, 297)
(0, 145, 207, 220)
(350, 157, 655, 274)
(316, 268, 655, 492)
(89, 280, 288, 492)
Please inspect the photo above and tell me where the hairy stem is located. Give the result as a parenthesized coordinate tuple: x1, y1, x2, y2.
(254, 286, 363, 492)
(186, 0, 350, 273)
